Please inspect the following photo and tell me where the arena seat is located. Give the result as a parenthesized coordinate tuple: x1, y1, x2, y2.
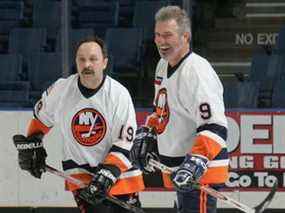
(0, 54, 23, 81)
(9, 28, 47, 61)
(32, 0, 61, 39)
(0, 81, 30, 107)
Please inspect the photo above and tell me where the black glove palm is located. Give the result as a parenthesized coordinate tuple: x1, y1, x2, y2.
(130, 126, 159, 173)
(79, 164, 121, 205)
(13, 134, 47, 179)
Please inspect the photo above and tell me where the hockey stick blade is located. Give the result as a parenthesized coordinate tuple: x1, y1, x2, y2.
(254, 180, 277, 213)
(148, 159, 277, 213)
(45, 165, 144, 213)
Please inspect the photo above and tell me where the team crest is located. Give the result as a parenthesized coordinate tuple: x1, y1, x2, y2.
(154, 88, 170, 134)
(71, 108, 107, 146)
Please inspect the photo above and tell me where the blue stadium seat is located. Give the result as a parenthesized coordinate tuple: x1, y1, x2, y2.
(105, 0, 135, 26)
(0, 1, 24, 20)
(276, 24, 285, 50)
(0, 81, 30, 107)
(0, 54, 22, 81)
(279, 53, 285, 79)
(105, 27, 144, 101)
(0, 20, 21, 34)
(249, 54, 270, 82)
(266, 53, 284, 81)
(56, 28, 95, 63)
(133, 1, 170, 41)
(9, 28, 47, 61)
(0, 1, 24, 34)
(105, 27, 143, 76)
(73, 0, 105, 7)
(74, 0, 138, 27)
(223, 81, 260, 108)
(272, 79, 285, 108)
(27, 53, 62, 92)
(248, 53, 285, 108)
(75, 2, 119, 37)
(33, 0, 62, 39)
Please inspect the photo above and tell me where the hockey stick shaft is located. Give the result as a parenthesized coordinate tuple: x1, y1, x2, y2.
(148, 159, 256, 213)
(45, 165, 144, 213)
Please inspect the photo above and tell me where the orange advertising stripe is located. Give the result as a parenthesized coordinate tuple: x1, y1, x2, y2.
(104, 153, 129, 172)
(27, 118, 51, 136)
(191, 135, 223, 160)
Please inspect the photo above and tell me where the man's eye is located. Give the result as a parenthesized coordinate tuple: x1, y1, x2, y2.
(163, 34, 172, 38)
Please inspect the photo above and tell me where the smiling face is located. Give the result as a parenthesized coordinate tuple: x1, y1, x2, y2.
(154, 19, 190, 67)
(75, 41, 108, 89)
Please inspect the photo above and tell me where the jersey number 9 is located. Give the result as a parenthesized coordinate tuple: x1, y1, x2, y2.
(199, 103, 211, 120)
(119, 125, 134, 142)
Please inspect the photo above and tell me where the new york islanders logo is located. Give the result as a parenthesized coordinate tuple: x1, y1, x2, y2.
(154, 88, 170, 134)
(71, 108, 107, 146)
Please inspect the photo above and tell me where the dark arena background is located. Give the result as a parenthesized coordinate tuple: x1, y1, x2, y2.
(1, 0, 285, 212)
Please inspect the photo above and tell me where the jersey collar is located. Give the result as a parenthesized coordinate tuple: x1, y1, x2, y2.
(167, 50, 191, 79)
(77, 74, 107, 98)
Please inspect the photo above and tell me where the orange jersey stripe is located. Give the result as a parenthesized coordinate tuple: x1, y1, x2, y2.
(200, 166, 229, 184)
(27, 118, 51, 136)
(109, 174, 145, 195)
(103, 153, 129, 173)
(65, 172, 145, 195)
(200, 187, 208, 213)
(65, 173, 93, 191)
(191, 135, 222, 160)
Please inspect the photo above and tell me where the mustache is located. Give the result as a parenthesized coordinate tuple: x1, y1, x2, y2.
(81, 68, 95, 74)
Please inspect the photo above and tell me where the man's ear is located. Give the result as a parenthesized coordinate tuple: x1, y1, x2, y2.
(103, 58, 108, 70)
(183, 31, 191, 43)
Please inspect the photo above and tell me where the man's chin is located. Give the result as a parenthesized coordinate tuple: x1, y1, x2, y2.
(159, 53, 172, 61)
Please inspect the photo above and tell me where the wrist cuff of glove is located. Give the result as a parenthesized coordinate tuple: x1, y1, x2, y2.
(187, 154, 209, 164)
(99, 164, 121, 179)
(185, 154, 209, 173)
(136, 126, 157, 139)
(27, 133, 44, 141)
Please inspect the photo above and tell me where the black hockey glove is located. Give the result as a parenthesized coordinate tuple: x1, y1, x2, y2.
(171, 154, 208, 192)
(130, 126, 159, 173)
(79, 164, 121, 205)
(13, 133, 47, 179)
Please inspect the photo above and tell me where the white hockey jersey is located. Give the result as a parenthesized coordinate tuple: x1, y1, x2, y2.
(147, 52, 229, 185)
(32, 74, 144, 194)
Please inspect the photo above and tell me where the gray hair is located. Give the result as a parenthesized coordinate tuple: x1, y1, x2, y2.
(155, 6, 191, 36)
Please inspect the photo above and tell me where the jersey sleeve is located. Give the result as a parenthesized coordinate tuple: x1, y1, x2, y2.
(27, 78, 65, 136)
(103, 87, 137, 173)
(180, 60, 228, 162)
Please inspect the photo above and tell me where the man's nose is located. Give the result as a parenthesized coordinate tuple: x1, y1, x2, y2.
(83, 61, 92, 68)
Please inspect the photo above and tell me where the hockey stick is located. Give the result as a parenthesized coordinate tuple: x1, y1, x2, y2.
(45, 164, 145, 213)
(148, 158, 277, 213)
